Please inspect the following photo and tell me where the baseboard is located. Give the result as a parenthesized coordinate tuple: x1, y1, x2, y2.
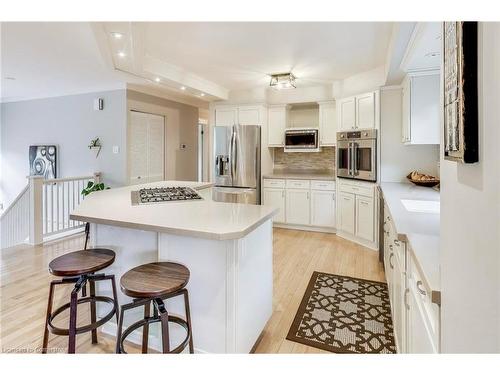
(336, 230, 378, 251)
(273, 223, 336, 234)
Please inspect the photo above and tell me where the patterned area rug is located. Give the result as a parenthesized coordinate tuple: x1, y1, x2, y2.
(286, 272, 396, 353)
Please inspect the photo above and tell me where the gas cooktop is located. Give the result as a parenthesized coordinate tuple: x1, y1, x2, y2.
(131, 186, 203, 205)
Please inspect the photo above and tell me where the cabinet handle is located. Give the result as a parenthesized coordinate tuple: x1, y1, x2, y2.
(416, 281, 427, 296)
(389, 253, 394, 269)
(404, 288, 410, 310)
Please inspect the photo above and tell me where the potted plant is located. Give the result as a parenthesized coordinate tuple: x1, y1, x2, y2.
(81, 181, 110, 249)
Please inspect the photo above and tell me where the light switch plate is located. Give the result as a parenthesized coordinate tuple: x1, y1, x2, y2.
(112, 146, 120, 154)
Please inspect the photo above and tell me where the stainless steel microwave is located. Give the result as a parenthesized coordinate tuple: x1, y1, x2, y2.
(284, 128, 319, 152)
(337, 129, 377, 182)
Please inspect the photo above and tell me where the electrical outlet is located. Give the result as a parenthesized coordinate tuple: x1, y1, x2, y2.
(113, 146, 120, 154)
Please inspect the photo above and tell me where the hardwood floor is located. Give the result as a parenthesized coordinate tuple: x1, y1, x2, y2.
(0, 228, 385, 354)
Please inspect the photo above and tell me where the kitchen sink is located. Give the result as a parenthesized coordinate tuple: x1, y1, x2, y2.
(401, 199, 440, 214)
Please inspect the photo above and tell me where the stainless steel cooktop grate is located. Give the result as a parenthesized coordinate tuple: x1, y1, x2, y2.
(131, 187, 203, 205)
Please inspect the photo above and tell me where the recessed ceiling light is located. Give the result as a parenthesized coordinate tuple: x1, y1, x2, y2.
(117, 51, 126, 58)
(154, 77, 161, 83)
(111, 32, 124, 39)
(180, 86, 186, 90)
(200, 93, 205, 97)
(425, 51, 440, 58)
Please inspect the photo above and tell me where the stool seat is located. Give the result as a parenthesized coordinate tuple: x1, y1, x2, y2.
(120, 262, 190, 298)
(49, 248, 115, 277)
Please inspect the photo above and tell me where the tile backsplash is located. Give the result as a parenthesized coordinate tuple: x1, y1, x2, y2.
(273, 147, 335, 171)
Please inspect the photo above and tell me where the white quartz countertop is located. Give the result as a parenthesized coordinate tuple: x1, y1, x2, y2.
(70, 181, 278, 241)
(263, 169, 335, 181)
(380, 182, 440, 304)
(380, 182, 440, 239)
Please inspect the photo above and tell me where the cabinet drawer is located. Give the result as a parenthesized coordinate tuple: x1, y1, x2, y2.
(311, 180, 335, 191)
(339, 183, 373, 197)
(286, 179, 311, 189)
(409, 254, 439, 348)
(263, 179, 286, 188)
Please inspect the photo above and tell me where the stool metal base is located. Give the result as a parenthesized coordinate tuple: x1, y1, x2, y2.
(116, 289, 194, 354)
(42, 273, 119, 354)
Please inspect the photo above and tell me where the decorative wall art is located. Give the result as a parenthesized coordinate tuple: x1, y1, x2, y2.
(443, 21, 479, 163)
(29, 145, 57, 179)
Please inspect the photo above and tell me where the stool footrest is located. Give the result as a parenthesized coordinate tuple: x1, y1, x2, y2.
(48, 296, 116, 336)
(119, 315, 191, 354)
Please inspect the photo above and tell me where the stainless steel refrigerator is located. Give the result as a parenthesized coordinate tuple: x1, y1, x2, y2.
(213, 125, 261, 204)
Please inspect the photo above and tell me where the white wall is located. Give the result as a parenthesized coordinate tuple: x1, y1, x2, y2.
(440, 22, 500, 353)
(0, 89, 127, 209)
(380, 87, 439, 182)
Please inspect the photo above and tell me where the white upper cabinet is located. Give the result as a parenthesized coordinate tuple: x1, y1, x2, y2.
(338, 90, 379, 131)
(338, 97, 356, 131)
(356, 92, 376, 129)
(401, 72, 440, 145)
(268, 105, 288, 147)
(215, 107, 238, 126)
(237, 106, 261, 125)
(318, 101, 337, 146)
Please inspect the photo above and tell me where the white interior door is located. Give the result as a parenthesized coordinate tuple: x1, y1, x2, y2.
(129, 111, 149, 185)
(147, 113, 165, 183)
(128, 111, 165, 185)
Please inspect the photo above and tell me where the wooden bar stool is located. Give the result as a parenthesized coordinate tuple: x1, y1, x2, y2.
(42, 248, 119, 353)
(116, 262, 194, 354)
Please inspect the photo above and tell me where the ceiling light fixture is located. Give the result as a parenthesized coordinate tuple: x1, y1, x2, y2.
(425, 51, 440, 57)
(111, 32, 124, 39)
(117, 51, 126, 58)
(269, 72, 296, 90)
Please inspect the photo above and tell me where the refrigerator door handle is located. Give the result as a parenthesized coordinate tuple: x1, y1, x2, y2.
(232, 127, 238, 180)
(230, 127, 236, 181)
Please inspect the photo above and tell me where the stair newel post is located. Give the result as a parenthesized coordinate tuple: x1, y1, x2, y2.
(28, 175, 44, 245)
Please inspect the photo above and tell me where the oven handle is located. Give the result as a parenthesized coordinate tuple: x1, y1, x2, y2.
(347, 142, 352, 176)
(353, 142, 358, 176)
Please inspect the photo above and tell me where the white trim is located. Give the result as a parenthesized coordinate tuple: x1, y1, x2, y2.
(273, 223, 336, 234)
(0, 84, 127, 104)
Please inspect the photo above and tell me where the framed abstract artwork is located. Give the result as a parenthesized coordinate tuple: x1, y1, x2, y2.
(29, 145, 57, 179)
(443, 21, 479, 163)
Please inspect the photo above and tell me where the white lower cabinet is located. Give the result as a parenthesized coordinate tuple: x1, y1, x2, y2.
(311, 190, 335, 228)
(263, 188, 286, 223)
(338, 192, 355, 234)
(263, 178, 335, 231)
(337, 179, 376, 247)
(286, 189, 310, 225)
(384, 204, 439, 353)
(355, 195, 374, 242)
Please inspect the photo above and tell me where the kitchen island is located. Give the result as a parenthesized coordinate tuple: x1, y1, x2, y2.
(70, 180, 278, 353)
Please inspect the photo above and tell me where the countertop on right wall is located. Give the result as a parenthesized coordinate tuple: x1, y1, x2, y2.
(380, 181, 440, 303)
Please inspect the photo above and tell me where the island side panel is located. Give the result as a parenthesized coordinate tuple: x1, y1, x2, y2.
(91, 224, 159, 341)
(158, 218, 273, 354)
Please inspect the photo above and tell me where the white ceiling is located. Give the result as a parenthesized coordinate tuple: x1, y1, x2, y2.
(0, 22, 128, 102)
(1, 22, 395, 103)
(142, 22, 393, 90)
(401, 22, 442, 72)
